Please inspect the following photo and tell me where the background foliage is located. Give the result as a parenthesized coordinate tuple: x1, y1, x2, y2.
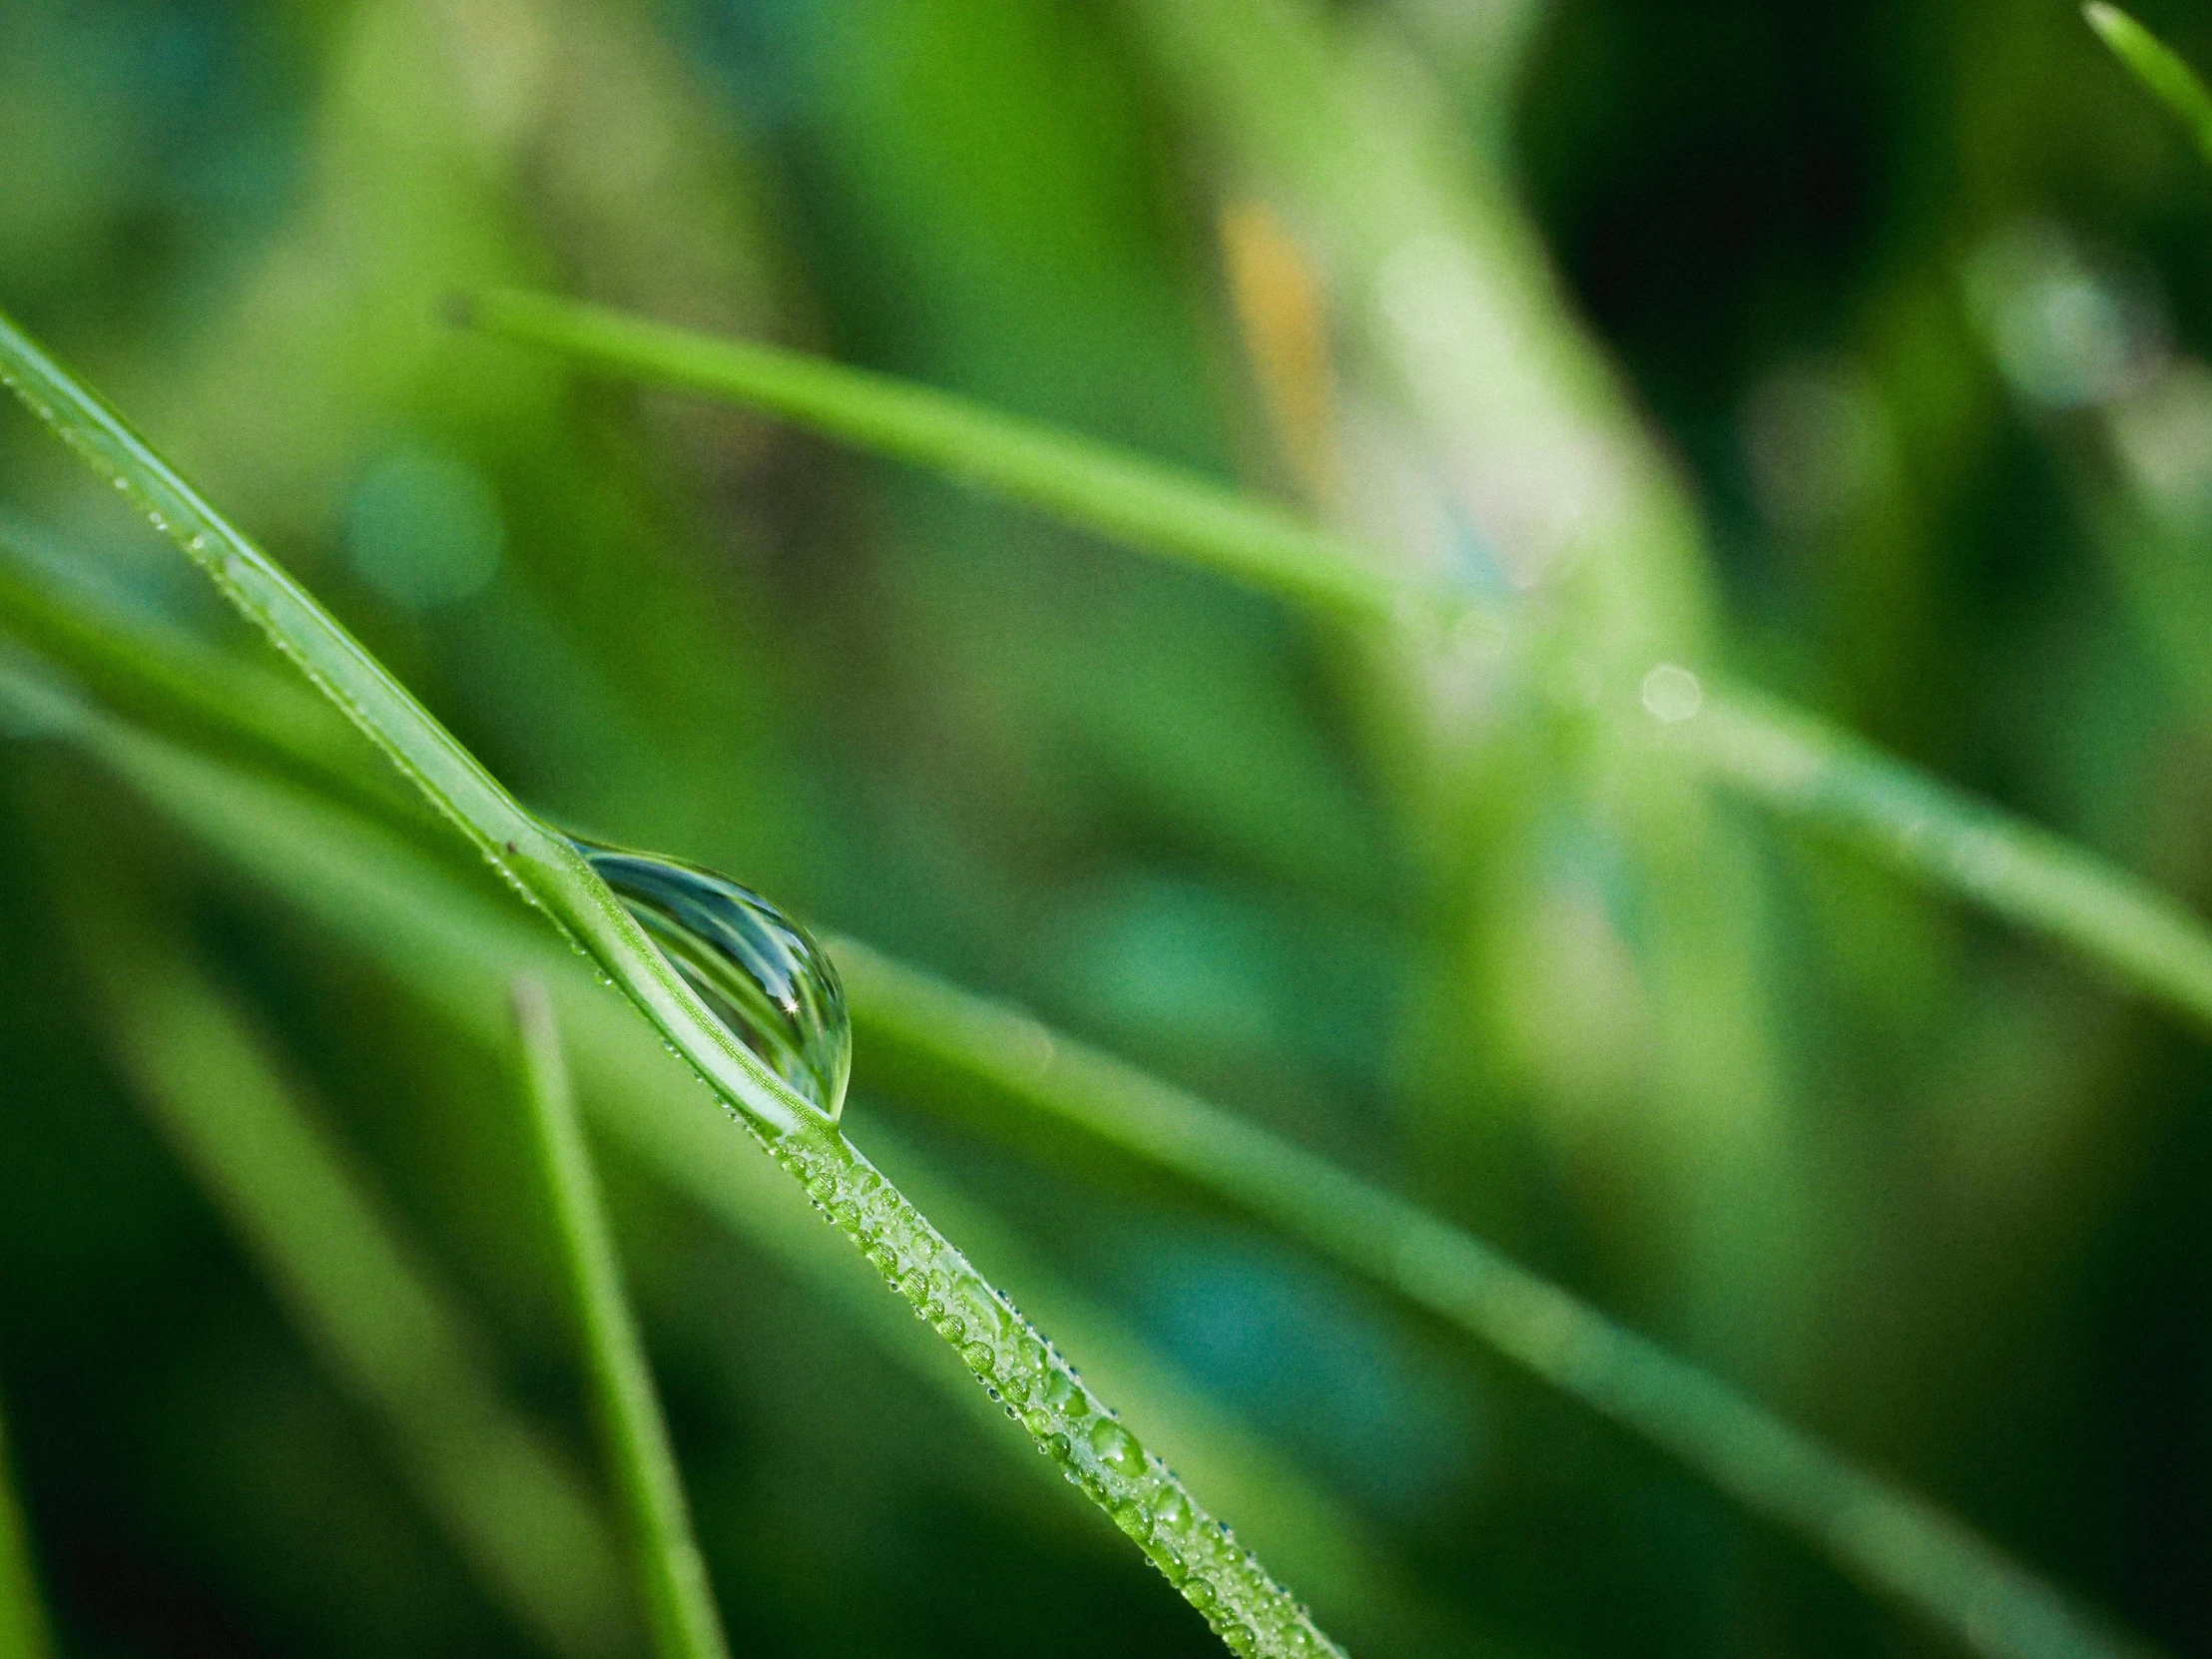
(2, 1, 2209, 1656)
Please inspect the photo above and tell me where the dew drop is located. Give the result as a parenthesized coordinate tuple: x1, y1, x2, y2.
(1043, 1369, 1087, 1418)
(573, 837, 850, 1115)
(1087, 1418, 1145, 1477)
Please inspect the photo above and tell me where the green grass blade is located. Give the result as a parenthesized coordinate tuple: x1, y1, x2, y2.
(459, 288, 1419, 630)
(0, 1398, 53, 1659)
(462, 290, 2212, 1046)
(1679, 685, 2212, 1031)
(57, 903, 632, 1659)
(512, 981, 733, 1659)
(0, 319, 1346, 1659)
(0, 522, 371, 795)
(830, 937, 2152, 1659)
(2086, 4, 2212, 167)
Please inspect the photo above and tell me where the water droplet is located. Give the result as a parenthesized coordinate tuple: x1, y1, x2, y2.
(1043, 1369, 1087, 1418)
(1112, 1500, 1153, 1542)
(1087, 1418, 1145, 1477)
(573, 838, 850, 1115)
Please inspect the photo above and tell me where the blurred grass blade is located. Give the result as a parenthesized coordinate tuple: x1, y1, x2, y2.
(512, 981, 733, 1659)
(1677, 687, 2212, 1032)
(459, 288, 1415, 629)
(831, 938, 2151, 1659)
(2086, 5, 2212, 166)
(0, 321, 1347, 1658)
(463, 290, 2212, 1045)
(0, 1398, 53, 1659)
(58, 905, 632, 1659)
(0, 521, 379, 806)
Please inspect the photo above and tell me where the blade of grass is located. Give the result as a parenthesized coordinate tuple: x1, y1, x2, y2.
(0, 637, 2154, 1659)
(1672, 687, 2212, 1032)
(2086, 4, 2212, 167)
(0, 1397, 52, 1659)
(458, 291, 2212, 1043)
(0, 521, 408, 820)
(0, 318, 1348, 1659)
(1, 665, 1436, 1654)
(511, 980, 733, 1659)
(53, 895, 634, 1659)
(828, 937, 2153, 1659)
(457, 290, 1422, 630)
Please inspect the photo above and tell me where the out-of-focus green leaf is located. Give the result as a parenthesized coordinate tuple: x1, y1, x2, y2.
(0, 1398, 52, 1659)
(2087, 5, 2212, 167)
(59, 900, 632, 1659)
(511, 981, 731, 1659)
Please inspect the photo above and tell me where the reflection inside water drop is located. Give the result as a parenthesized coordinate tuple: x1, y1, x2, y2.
(572, 838, 851, 1117)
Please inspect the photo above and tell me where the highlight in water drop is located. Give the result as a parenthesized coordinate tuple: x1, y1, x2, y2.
(571, 837, 851, 1116)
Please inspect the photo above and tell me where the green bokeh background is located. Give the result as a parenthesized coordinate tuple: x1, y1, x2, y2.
(2, 1, 2209, 1656)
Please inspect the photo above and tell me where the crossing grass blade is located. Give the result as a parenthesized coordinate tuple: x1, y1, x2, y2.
(511, 981, 733, 1659)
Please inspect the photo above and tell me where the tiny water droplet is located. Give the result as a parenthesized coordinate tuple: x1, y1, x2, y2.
(1087, 1418, 1144, 1476)
(1043, 1370, 1088, 1418)
(574, 837, 850, 1116)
